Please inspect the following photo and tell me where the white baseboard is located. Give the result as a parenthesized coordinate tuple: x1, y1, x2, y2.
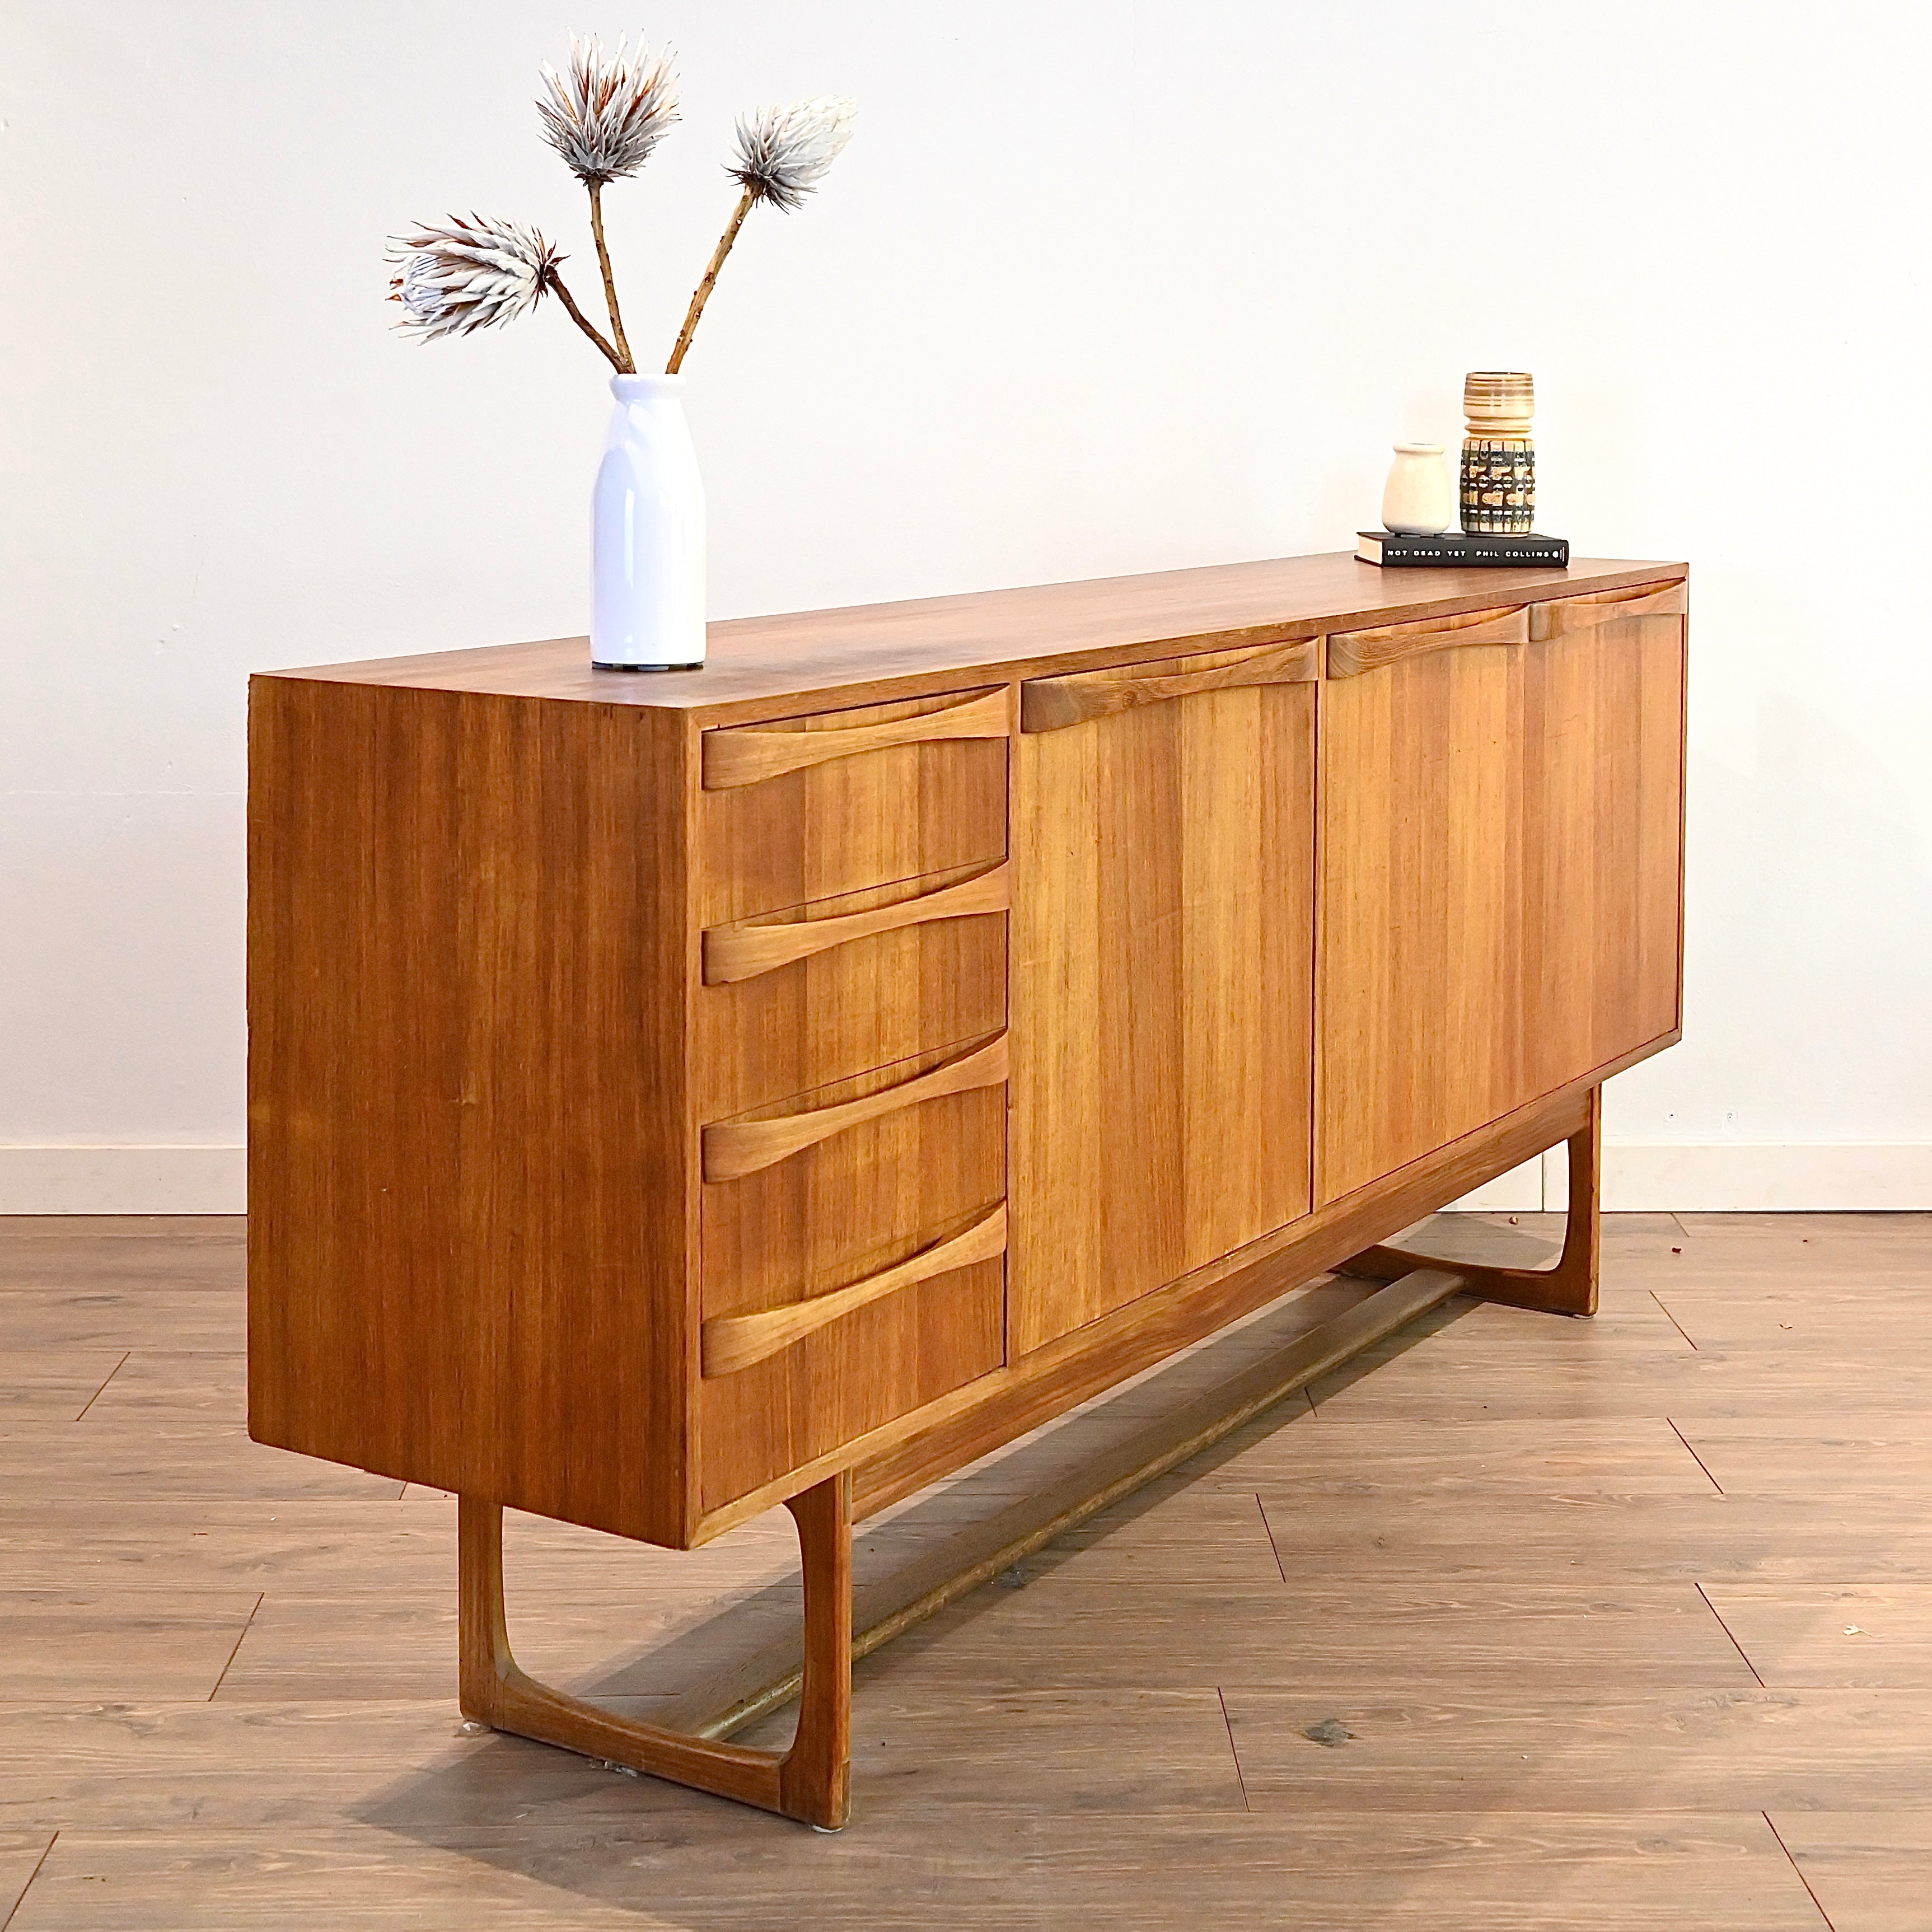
(4, 1141, 1929, 1218)
(1443, 1142, 1932, 1214)
(1545, 1142, 1932, 1213)
(0, 1145, 246, 1215)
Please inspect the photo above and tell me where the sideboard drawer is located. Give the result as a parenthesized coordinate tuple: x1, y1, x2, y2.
(697, 1036, 1009, 1510)
(699, 687, 1010, 924)
(698, 860, 1009, 1118)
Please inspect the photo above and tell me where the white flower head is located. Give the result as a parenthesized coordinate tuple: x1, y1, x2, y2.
(538, 32, 679, 187)
(386, 216, 561, 340)
(728, 96, 856, 212)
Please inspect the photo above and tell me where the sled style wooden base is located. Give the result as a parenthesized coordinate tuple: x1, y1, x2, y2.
(451, 1262, 1530, 1827)
(1337, 1088, 1603, 1317)
(462, 1110, 1604, 1830)
(459, 1474, 855, 1831)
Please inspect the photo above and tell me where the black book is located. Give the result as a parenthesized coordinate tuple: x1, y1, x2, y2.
(1358, 530, 1570, 568)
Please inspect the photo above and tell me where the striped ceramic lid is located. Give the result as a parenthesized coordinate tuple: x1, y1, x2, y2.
(1463, 371, 1534, 415)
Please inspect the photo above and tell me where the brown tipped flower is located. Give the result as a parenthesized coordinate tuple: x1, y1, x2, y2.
(538, 32, 680, 187)
(728, 96, 857, 211)
(386, 216, 562, 340)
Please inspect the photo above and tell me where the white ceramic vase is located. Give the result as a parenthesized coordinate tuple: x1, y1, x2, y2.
(1379, 441, 1455, 536)
(591, 373, 705, 671)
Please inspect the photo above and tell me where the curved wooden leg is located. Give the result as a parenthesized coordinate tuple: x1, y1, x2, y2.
(1335, 1088, 1601, 1317)
(776, 1473, 852, 1827)
(459, 1469, 852, 1829)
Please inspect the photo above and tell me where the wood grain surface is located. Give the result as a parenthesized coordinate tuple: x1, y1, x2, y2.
(831, 1075, 1602, 1535)
(1317, 601, 1685, 1201)
(701, 1031, 1010, 1182)
(0, 1816, 1839, 1929)
(249, 555, 1688, 1574)
(1326, 601, 1529, 679)
(271, 553, 1685, 724)
(1529, 577, 1685, 642)
(457, 1477, 853, 1829)
(1009, 665, 1315, 1355)
(701, 859, 1009, 986)
(696, 863, 1009, 1119)
(698, 1042, 1008, 1512)
(701, 1204, 1009, 1377)
(246, 681, 694, 1546)
(696, 688, 1010, 924)
(1019, 636, 1319, 732)
(701, 686, 1011, 789)
(7, 1210, 1928, 1928)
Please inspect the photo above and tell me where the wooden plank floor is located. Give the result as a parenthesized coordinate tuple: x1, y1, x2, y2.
(2, 1211, 1929, 1928)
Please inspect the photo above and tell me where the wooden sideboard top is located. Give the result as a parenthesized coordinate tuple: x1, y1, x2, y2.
(267, 551, 1686, 726)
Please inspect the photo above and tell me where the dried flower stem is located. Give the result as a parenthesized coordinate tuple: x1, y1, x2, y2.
(585, 183, 636, 373)
(666, 186, 754, 374)
(544, 268, 625, 372)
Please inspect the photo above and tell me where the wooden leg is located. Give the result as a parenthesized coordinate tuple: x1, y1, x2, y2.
(1335, 1087, 1602, 1317)
(458, 1468, 852, 1830)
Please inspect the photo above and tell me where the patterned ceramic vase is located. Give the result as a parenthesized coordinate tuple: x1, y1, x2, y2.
(1459, 371, 1535, 535)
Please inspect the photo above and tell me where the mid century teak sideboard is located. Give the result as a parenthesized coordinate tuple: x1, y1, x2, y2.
(247, 550, 1687, 1827)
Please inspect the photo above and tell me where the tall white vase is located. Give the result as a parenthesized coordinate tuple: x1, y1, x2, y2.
(591, 373, 705, 671)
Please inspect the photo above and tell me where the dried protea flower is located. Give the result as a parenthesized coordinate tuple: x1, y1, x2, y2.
(727, 96, 857, 212)
(533, 32, 678, 373)
(388, 54, 853, 378)
(537, 32, 679, 187)
(666, 95, 856, 371)
(386, 216, 562, 340)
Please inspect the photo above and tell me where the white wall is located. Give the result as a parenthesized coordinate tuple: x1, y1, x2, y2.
(3, 1, 1929, 1213)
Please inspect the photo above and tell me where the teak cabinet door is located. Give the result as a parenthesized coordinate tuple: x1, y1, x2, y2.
(1318, 591, 1685, 1203)
(1009, 649, 1317, 1355)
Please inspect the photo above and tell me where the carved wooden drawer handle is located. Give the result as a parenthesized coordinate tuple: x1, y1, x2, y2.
(702, 1031, 1009, 1182)
(1020, 637, 1318, 733)
(1326, 606, 1529, 679)
(703, 862, 1010, 986)
(701, 687, 1009, 790)
(1529, 580, 1685, 643)
(701, 1203, 1008, 1376)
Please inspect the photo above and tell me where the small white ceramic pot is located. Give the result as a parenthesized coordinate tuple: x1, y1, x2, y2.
(1379, 441, 1455, 536)
(591, 372, 706, 671)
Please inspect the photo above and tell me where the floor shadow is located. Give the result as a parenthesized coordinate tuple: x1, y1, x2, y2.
(349, 1242, 1507, 1914)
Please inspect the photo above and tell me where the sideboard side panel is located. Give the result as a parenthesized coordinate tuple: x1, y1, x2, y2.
(247, 681, 695, 1546)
